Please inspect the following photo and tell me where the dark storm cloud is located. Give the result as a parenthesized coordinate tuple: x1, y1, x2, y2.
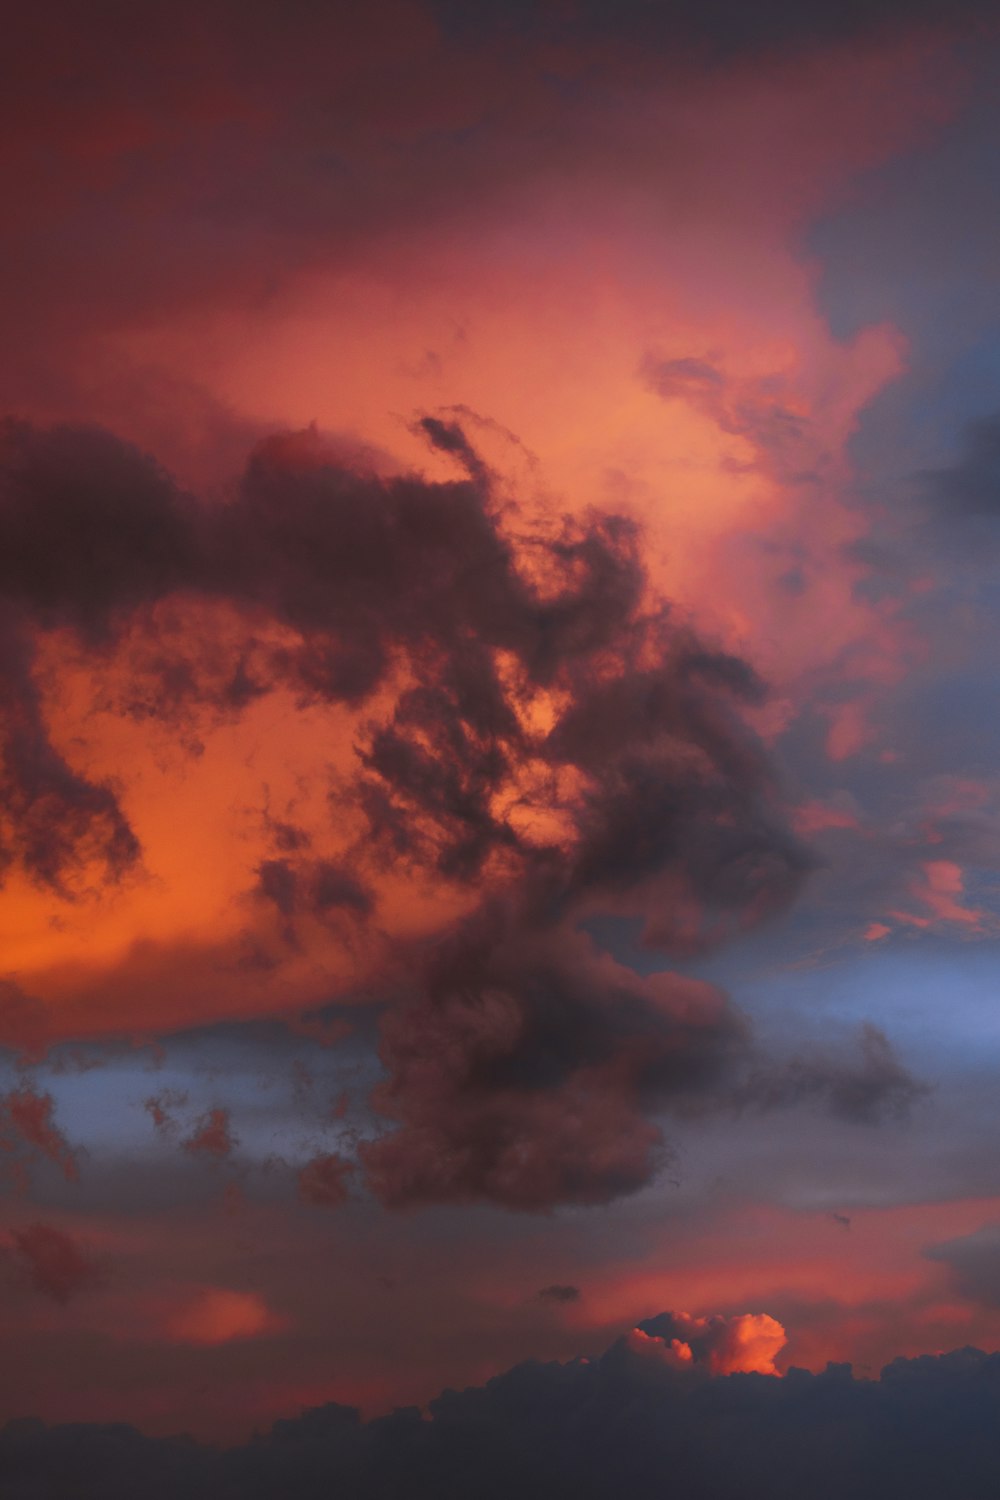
(7, 1332, 1000, 1499)
(0, 414, 804, 901)
(0, 406, 929, 1209)
(362, 916, 751, 1211)
(0, 413, 849, 1207)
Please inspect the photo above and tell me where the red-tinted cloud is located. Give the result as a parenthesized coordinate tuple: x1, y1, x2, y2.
(622, 1310, 786, 1375)
(183, 1108, 236, 1160)
(297, 1154, 354, 1208)
(0, 1083, 78, 1183)
(10, 1222, 98, 1303)
(163, 1287, 283, 1346)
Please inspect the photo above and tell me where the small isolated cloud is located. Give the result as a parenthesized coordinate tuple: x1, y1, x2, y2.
(9, 1223, 99, 1303)
(890, 860, 985, 932)
(538, 1284, 581, 1304)
(182, 1107, 236, 1160)
(143, 1089, 188, 1134)
(163, 1288, 283, 1346)
(743, 1022, 928, 1125)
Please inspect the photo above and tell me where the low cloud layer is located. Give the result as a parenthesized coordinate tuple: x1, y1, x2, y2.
(6, 1320, 1000, 1499)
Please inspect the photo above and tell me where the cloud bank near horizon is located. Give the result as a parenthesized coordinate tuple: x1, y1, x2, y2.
(6, 1319, 1000, 1499)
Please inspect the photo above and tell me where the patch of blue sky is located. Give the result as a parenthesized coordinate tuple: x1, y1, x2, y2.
(6, 1022, 384, 1166)
(697, 939, 1000, 1079)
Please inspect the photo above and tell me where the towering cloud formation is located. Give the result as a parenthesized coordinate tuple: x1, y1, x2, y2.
(627, 1310, 787, 1375)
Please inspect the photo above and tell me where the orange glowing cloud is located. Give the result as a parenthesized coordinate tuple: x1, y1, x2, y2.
(711, 1311, 787, 1375)
(625, 1311, 786, 1375)
(163, 1288, 285, 1346)
(574, 1196, 1000, 1375)
(624, 1326, 696, 1369)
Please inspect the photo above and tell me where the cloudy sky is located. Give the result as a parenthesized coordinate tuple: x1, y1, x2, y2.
(4, 0, 1000, 1466)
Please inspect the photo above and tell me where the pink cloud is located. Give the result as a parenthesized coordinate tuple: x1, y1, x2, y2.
(890, 860, 985, 932)
(183, 1107, 237, 1159)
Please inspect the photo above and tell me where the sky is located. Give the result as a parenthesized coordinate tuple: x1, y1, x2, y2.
(5, 0, 1000, 1487)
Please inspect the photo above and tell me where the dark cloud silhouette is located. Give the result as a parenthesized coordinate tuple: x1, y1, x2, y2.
(0, 420, 198, 640)
(6, 1328, 1000, 1498)
(361, 916, 751, 1210)
(255, 858, 373, 945)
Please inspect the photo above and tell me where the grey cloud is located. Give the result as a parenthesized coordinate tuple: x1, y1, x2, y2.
(920, 413, 1000, 517)
(739, 1022, 928, 1124)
